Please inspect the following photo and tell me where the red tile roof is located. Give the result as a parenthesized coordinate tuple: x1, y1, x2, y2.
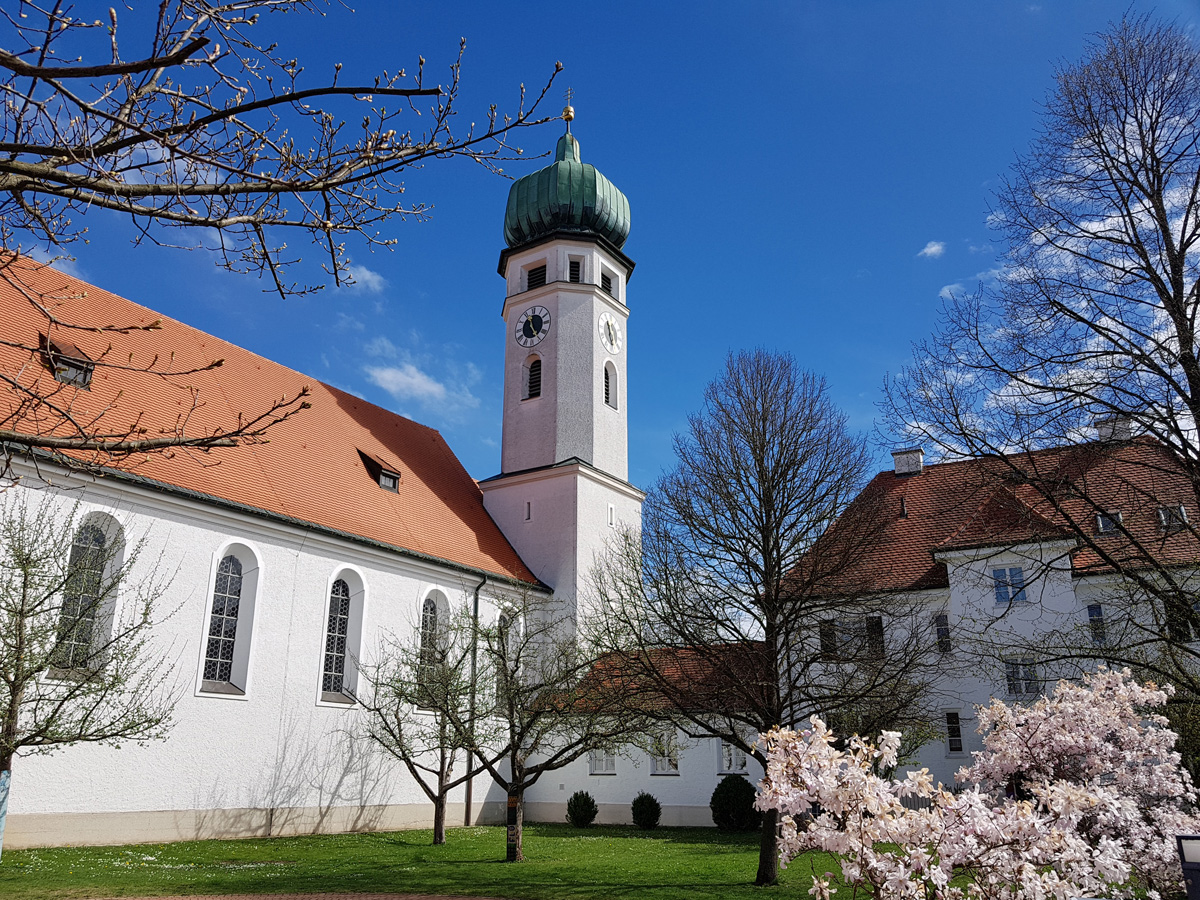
(0, 257, 538, 585)
(817, 439, 1200, 596)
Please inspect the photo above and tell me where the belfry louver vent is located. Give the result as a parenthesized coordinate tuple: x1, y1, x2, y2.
(527, 265, 547, 290)
(569, 260, 581, 282)
(600, 273, 612, 296)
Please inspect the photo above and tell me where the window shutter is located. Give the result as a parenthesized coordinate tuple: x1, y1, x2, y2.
(600, 273, 612, 295)
(569, 260, 581, 282)
(527, 265, 546, 290)
(527, 359, 542, 398)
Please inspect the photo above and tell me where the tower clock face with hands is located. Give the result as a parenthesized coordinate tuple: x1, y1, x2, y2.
(515, 306, 551, 347)
(598, 311, 622, 353)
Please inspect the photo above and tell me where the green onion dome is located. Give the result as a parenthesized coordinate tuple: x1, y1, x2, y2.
(503, 132, 631, 250)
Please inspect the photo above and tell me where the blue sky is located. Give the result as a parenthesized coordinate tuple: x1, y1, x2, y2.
(50, 1, 1200, 489)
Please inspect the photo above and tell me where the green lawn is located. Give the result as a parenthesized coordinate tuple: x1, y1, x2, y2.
(0, 824, 845, 900)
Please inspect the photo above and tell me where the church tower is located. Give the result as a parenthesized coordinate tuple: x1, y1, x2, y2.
(480, 109, 643, 616)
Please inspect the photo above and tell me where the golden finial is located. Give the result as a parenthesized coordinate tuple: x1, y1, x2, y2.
(562, 86, 575, 131)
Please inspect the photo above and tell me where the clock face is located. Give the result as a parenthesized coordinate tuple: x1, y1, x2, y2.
(598, 312, 623, 353)
(515, 306, 551, 348)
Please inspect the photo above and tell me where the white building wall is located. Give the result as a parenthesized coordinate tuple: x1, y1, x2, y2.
(4, 469, 518, 848)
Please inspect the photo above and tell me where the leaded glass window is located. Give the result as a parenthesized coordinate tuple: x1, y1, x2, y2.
(322, 579, 351, 694)
(204, 555, 242, 683)
(55, 523, 106, 668)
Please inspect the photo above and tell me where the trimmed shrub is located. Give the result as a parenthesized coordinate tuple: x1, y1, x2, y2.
(710, 774, 762, 832)
(566, 790, 598, 828)
(632, 791, 661, 830)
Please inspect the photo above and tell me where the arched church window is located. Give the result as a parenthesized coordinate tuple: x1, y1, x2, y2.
(526, 357, 542, 399)
(604, 361, 618, 410)
(322, 578, 352, 696)
(204, 555, 243, 685)
(417, 593, 442, 704)
(55, 522, 108, 669)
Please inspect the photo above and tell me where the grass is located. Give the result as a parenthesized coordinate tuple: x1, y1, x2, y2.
(0, 823, 846, 900)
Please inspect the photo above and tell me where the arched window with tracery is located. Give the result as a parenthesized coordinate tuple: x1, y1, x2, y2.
(55, 522, 107, 668)
(204, 554, 243, 685)
(322, 578, 352, 696)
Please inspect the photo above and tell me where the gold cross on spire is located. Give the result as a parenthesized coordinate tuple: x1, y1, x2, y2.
(562, 86, 575, 131)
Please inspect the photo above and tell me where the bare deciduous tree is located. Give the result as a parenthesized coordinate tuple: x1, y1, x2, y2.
(0, 491, 178, 857)
(1, 0, 559, 295)
(400, 589, 654, 861)
(590, 350, 945, 887)
(361, 604, 485, 846)
(0, 2, 559, 474)
(883, 17, 1200, 699)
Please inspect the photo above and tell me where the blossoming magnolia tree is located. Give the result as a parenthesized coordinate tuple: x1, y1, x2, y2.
(756, 669, 1199, 900)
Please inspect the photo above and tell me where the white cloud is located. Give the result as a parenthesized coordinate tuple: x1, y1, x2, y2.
(918, 241, 947, 259)
(939, 283, 964, 300)
(365, 363, 447, 404)
(364, 336, 399, 358)
(345, 265, 387, 294)
(336, 312, 365, 331)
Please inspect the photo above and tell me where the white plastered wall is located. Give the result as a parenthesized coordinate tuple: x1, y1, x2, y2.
(3, 465, 519, 847)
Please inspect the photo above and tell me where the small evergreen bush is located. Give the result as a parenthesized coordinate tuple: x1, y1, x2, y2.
(566, 790, 598, 827)
(631, 791, 661, 830)
(710, 774, 762, 832)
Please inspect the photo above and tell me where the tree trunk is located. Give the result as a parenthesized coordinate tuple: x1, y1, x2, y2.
(755, 806, 779, 886)
(0, 768, 10, 862)
(432, 791, 447, 845)
(506, 785, 525, 862)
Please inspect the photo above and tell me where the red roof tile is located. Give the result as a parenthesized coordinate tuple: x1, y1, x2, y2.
(816, 439, 1200, 595)
(0, 257, 537, 585)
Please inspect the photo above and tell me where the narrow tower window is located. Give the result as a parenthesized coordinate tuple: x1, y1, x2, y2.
(600, 273, 613, 296)
(526, 358, 542, 399)
(604, 361, 618, 409)
(569, 259, 581, 283)
(527, 265, 547, 290)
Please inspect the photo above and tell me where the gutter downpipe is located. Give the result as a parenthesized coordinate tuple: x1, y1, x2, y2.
(464, 573, 487, 825)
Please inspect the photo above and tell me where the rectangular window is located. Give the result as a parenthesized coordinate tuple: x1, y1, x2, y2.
(945, 712, 963, 753)
(568, 259, 582, 283)
(993, 567, 1027, 604)
(600, 272, 613, 296)
(607, 504, 616, 528)
(589, 749, 616, 775)
(720, 741, 748, 774)
(1159, 505, 1189, 533)
(527, 264, 547, 290)
(650, 732, 678, 774)
(378, 470, 399, 492)
(1005, 657, 1039, 697)
(865, 616, 885, 658)
(524, 501, 531, 522)
(1087, 603, 1107, 647)
(819, 620, 839, 659)
(934, 612, 952, 653)
(1096, 511, 1122, 534)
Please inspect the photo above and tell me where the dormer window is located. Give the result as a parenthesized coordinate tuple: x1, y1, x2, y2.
(527, 265, 547, 290)
(1096, 511, 1122, 534)
(42, 335, 94, 389)
(358, 449, 401, 492)
(1158, 505, 1188, 533)
(600, 273, 613, 296)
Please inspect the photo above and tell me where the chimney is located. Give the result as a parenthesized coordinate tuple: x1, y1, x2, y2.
(1095, 414, 1133, 442)
(892, 447, 924, 476)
